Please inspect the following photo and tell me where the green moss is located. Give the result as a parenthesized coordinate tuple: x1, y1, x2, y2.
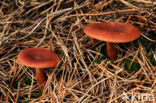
(95, 56, 106, 64)
(23, 100, 32, 103)
(25, 78, 32, 85)
(147, 54, 156, 66)
(125, 58, 141, 73)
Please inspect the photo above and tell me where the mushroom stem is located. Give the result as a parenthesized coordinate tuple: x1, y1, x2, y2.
(106, 42, 117, 60)
(36, 69, 46, 86)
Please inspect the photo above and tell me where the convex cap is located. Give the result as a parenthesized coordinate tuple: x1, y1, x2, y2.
(17, 48, 60, 68)
(84, 22, 140, 43)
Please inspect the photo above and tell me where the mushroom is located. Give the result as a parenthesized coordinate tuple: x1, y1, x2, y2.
(84, 22, 140, 60)
(17, 48, 60, 87)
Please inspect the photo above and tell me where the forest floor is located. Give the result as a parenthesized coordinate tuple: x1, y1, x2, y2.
(0, 0, 156, 103)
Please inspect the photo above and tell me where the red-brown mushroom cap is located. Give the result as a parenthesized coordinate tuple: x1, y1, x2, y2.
(17, 48, 60, 68)
(84, 22, 140, 43)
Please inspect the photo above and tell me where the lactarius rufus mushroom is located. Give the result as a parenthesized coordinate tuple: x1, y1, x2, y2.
(17, 48, 60, 87)
(84, 22, 140, 60)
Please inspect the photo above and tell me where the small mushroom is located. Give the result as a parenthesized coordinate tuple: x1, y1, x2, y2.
(17, 48, 60, 87)
(84, 22, 140, 60)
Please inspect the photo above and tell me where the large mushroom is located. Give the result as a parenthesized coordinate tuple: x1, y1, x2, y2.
(17, 48, 60, 87)
(84, 22, 140, 60)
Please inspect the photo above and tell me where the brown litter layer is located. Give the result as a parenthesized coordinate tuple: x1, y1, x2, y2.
(0, 0, 155, 103)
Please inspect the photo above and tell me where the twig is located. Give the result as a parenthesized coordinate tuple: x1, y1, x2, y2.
(141, 33, 156, 42)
